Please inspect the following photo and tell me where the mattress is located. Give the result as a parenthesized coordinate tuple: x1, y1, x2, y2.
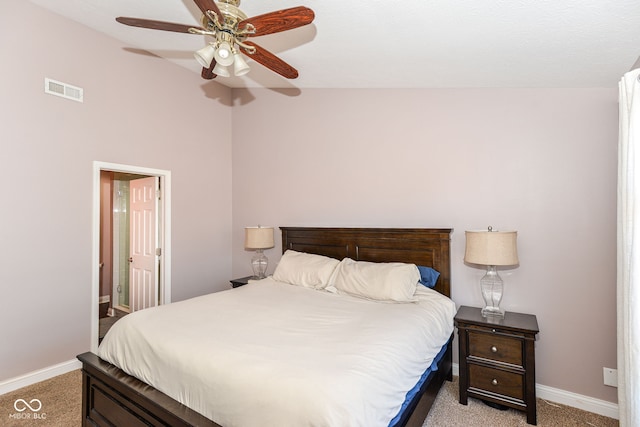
(98, 278, 456, 427)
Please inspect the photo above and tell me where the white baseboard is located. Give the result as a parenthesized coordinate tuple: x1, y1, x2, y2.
(0, 359, 81, 396)
(536, 384, 619, 420)
(451, 363, 619, 420)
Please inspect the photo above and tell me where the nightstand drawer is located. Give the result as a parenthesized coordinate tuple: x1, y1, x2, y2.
(468, 331, 523, 366)
(469, 364, 524, 401)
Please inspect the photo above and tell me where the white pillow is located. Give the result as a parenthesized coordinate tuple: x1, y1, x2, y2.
(330, 258, 420, 302)
(272, 250, 340, 289)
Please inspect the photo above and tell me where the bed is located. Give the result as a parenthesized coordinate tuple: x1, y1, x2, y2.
(78, 227, 454, 427)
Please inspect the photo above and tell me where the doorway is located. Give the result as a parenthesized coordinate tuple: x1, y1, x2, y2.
(91, 161, 172, 352)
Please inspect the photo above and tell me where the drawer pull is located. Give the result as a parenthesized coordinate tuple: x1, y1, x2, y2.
(491, 346, 498, 353)
(491, 379, 498, 386)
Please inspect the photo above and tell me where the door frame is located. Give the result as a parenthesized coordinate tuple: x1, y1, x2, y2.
(91, 161, 172, 353)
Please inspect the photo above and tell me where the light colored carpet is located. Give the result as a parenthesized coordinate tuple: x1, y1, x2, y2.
(424, 377, 618, 427)
(0, 371, 618, 426)
(0, 370, 81, 427)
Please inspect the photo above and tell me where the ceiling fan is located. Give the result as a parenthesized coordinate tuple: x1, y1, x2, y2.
(116, 0, 315, 80)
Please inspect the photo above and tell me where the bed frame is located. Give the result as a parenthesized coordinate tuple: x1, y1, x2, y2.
(78, 227, 453, 427)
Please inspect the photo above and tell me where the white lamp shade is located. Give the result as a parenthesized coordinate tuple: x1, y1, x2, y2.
(245, 226, 275, 250)
(464, 230, 519, 266)
(213, 62, 230, 77)
(194, 44, 216, 68)
(214, 42, 234, 66)
(233, 53, 250, 76)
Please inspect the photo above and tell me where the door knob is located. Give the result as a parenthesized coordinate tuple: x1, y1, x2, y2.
(128, 257, 133, 263)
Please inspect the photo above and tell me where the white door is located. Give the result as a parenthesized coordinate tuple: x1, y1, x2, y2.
(129, 176, 159, 312)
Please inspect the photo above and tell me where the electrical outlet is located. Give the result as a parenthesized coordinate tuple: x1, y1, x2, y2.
(603, 367, 618, 387)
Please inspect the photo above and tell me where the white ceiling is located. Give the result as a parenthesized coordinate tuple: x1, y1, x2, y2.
(29, 0, 640, 89)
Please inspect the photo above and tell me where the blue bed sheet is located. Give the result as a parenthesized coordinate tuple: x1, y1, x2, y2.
(388, 342, 449, 427)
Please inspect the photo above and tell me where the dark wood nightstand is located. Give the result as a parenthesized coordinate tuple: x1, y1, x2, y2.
(230, 276, 253, 288)
(455, 305, 539, 425)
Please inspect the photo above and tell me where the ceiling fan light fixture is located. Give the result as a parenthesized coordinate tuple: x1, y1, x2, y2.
(213, 62, 231, 77)
(214, 41, 234, 66)
(194, 44, 216, 67)
(116, 2, 315, 81)
(233, 53, 250, 76)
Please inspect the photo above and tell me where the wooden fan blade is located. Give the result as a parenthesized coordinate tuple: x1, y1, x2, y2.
(240, 6, 315, 37)
(201, 60, 218, 80)
(193, 0, 223, 19)
(241, 41, 298, 79)
(116, 17, 203, 34)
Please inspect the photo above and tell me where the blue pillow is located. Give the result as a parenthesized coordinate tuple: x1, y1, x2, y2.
(417, 266, 440, 288)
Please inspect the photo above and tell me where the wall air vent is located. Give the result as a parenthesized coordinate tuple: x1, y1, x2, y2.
(44, 78, 84, 103)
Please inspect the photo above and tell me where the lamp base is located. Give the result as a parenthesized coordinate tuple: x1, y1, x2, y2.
(480, 266, 505, 319)
(481, 306, 505, 319)
(251, 250, 268, 279)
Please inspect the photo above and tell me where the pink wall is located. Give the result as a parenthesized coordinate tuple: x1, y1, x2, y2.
(0, 1, 233, 381)
(231, 88, 618, 403)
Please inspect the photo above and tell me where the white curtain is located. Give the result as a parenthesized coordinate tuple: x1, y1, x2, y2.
(618, 68, 640, 426)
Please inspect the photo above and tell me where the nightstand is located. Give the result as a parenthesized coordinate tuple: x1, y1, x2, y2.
(230, 276, 253, 288)
(455, 306, 539, 425)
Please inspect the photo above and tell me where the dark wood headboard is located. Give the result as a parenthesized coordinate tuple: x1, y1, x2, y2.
(280, 227, 452, 297)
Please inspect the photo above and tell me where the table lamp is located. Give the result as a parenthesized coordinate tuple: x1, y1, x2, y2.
(464, 226, 519, 318)
(244, 226, 275, 279)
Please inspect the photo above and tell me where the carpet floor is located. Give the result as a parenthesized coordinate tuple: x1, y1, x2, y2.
(0, 371, 618, 426)
(1, 370, 81, 427)
(424, 377, 618, 427)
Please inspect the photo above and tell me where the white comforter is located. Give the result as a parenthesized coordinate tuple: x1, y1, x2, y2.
(98, 278, 456, 427)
